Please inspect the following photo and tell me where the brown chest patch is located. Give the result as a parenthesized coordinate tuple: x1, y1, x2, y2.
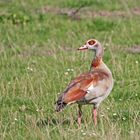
(91, 57, 102, 68)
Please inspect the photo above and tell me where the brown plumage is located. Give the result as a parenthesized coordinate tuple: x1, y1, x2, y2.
(55, 39, 114, 126)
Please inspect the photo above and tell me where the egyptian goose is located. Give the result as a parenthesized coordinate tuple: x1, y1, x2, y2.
(55, 39, 114, 126)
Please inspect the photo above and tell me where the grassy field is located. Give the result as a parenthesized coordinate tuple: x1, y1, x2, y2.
(0, 0, 140, 139)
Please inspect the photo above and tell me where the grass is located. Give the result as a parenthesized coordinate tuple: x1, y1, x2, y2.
(0, 0, 140, 139)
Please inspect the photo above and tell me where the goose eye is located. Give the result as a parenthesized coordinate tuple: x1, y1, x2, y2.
(88, 40, 96, 45)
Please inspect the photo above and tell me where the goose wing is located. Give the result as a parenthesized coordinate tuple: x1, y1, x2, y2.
(62, 70, 109, 104)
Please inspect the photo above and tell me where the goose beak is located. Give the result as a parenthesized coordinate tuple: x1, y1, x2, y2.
(78, 45, 88, 50)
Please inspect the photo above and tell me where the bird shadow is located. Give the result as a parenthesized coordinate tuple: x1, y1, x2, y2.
(36, 117, 78, 127)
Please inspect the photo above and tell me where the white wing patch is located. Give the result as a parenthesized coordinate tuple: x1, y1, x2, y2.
(85, 79, 106, 100)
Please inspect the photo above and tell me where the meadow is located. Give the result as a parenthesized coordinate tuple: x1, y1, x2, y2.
(0, 0, 140, 139)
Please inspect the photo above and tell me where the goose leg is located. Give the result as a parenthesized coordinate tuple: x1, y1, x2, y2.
(78, 105, 82, 125)
(93, 107, 97, 126)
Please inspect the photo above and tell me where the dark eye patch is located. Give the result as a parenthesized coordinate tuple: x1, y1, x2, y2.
(88, 40, 96, 45)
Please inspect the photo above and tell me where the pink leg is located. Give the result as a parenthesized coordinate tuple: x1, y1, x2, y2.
(78, 105, 82, 126)
(93, 108, 97, 126)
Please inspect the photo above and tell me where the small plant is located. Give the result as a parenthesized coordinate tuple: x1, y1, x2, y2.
(0, 13, 31, 25)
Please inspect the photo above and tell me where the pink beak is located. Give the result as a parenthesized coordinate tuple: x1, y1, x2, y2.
(78, 45, 88, 50)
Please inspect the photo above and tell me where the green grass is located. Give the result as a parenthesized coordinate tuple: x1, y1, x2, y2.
(0, 0, 140, 140)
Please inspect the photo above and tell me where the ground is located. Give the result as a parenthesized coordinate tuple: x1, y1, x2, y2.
(0, 0, 140, 140)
